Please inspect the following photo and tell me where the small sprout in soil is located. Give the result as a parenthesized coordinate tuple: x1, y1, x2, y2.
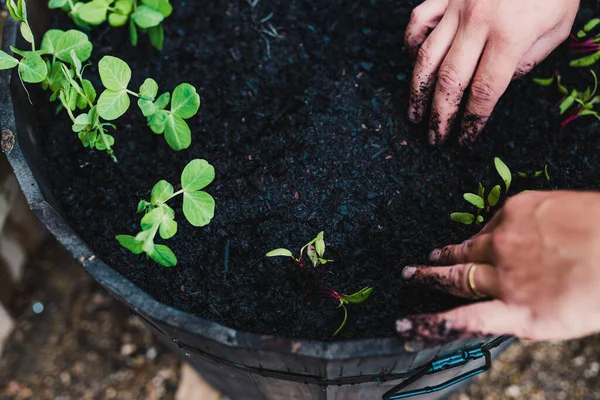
(0, 9, 201, 159)
(567, 18, 600, 67)
(48, 0, 173, 51)
(451, 157, 512, 226)
(517, 164, 550, 181)
(534, 70, 600, 129)
(116, 159, 216, 267)
(319, 286, 373, 337)
(266, 231, 333, 268)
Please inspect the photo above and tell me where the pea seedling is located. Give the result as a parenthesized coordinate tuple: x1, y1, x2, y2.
(0, 6, 200, 160)
(451, 157, 511, 225)
(568, 18, 600, 67)
(266, 231, 333, 268)
(319, 286, 373, 336)
(116, 159, 216, 267)
(266, 232, 372, 336)
(534, 70, 600, 129)
(48, 0, 172, 50)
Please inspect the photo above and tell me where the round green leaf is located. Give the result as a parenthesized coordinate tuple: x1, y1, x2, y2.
(142, 0, 173, 17)
(151, 180, 174, 204)
(488, 185, 501, 207)
(116, 234, 144, 254)
(159, 218, 177, 240)
(132, 5, 164, 29)
(181, 159, 215, 192)
(98, 56, 131, 91)
(450, 212, 475, 225)
(78, 0, 109, 25)
(149, 244, 177, 267)
(0, 50, 19, 70)
(18, 53, 48, 83)
(139, 78, 158, 99)
(183, 191, 215, 227)
(154, 92, 170, 109)
(54, 30, 93, 63)
(138, 98, 158, 117)
(171, 83, 200, 119)
(164, 114, 192, 150)
(97, 89, 131, 120)
(148, 109, 169, 134)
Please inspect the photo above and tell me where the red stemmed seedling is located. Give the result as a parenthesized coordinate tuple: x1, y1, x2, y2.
(534, 70, 600, 129)
(568, 18, 600, 67)
(266, 231, 373, 336)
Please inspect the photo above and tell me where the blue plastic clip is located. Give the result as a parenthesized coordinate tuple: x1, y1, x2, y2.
(382, 336, 509, 399)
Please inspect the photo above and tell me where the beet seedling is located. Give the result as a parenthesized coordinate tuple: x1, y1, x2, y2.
(319, 286, 373, 337)
(266, 231, 333, 268)
(567, 18, 600, 67)
(48, 0, 172, 50)
(451, 157, 511, 225)
(116, 159, 216, 267)
(517, 164, 550, 181)
(534, 70, 600, 129)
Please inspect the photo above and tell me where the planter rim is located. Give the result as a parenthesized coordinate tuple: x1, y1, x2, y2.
(0, 12, 470, 362)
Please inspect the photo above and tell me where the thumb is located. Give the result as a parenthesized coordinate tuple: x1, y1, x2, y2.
(396, 301, 529, 344)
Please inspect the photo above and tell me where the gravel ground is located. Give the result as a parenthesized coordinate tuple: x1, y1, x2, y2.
(1, 239, 599, 399)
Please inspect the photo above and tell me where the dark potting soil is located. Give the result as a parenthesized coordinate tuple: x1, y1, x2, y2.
(36, 0, 600, 339)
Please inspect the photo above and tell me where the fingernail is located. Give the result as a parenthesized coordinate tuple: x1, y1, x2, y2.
(396, 318, 413, 333)
(429, 249, 441, 262)
(402, 266, 417, 280)
(428, 130, 436, 145)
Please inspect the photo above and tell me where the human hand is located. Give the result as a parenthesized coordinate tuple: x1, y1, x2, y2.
(405, 0, 580, 145)
(398, 191, 600, 342)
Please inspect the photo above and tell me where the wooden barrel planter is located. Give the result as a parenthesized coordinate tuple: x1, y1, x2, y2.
(0, 1, 524, 398)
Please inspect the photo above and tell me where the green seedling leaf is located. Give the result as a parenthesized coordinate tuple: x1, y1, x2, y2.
(533, 76, 554, 86)
(18, 52, 48, 83)
(116, 234, 144, 254)
(148, 25, 165, 51)
(476, 215, 484, 224)
(97, 89, 130, 120)
(319, 258, 332, 265)
(95, 133, 115, 151)
(141, 207, 165, 230)
(584, 18, 600, 33)
(20, 22, 34, 45)
(164, 114, 191, 150)
(139, 78, 158, 99)
(129, 18, 138, 46)
(132, 5, 164, 28)
(183, 191, 215, 227)
(488, 185, 501, 207)
(72, 113, 91, 132)
(48, 0, 69, 8)
(137, 200, 152, 213)
(463, 193, 484, 209)
(544, 164, 550, 181)
(0, 51, 19, 70)
(151, 180, 174, 204)
(54, 30, 93, 63)
(266, 248, 294, 258)
(155, 92, 170, 109)
(559, 90, 578, 115)
(307, 244, 319, 267)
(570, 51, 600, 68)
(477, 182, 485, 199)
(494, 157, 512, 193)
(181, 159, 215, 192)
(82, 79, 97, 103)
(344, 287, 373, 304)
(159, 218, 177, 240)
(315, 231, 325, 257)
(7, 0, 21, 21)
(518, 172, 528, 178)
(451, 212, 475, 225)
(142, 0, 173, 17)
(148, 110, 169, 133)
(171, 83, 200, 119)
(70, 50, 82, 77)
(99, 56, 131, 91)
(149, 244, 177, 267)
(78, 0, 110, 25)
(138, 98, 158, 117)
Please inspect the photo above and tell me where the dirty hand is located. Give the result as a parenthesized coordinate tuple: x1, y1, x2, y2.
(405, 0, 580, 145)
(398, 191, 600, 342)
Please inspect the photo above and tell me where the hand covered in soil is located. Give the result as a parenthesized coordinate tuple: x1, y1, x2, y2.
(405, 0, 580, 145)
(399, 191, 600, 342)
